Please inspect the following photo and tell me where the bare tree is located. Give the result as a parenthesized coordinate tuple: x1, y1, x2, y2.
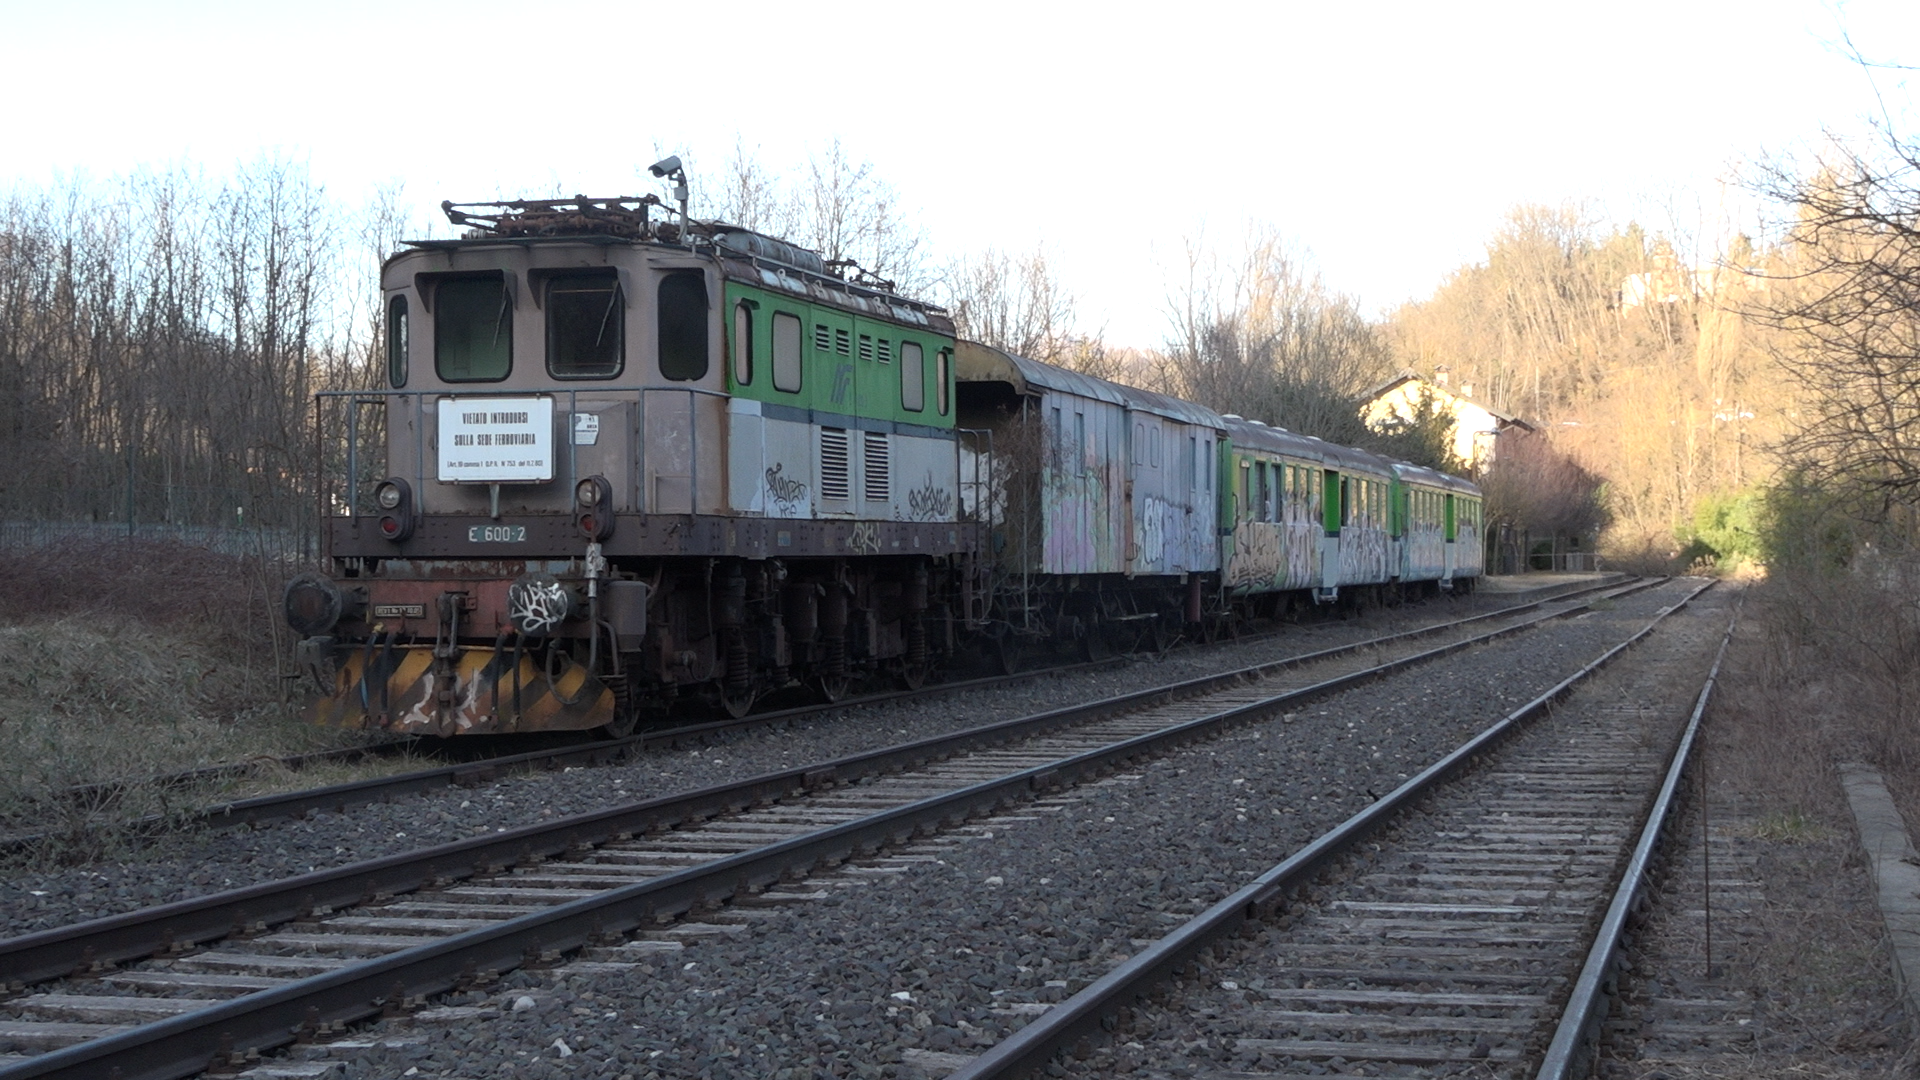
(709, 137, 795, 239)
(1159, 226, 1394, 449)
(942, 244, 1075, 361)
(1479, 431, 1610, 570)
(1749, 132, 1920, 512)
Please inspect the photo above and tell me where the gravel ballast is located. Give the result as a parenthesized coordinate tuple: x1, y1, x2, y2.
(249, 579, 1727, 1080)
(0, 583, 1599, 938)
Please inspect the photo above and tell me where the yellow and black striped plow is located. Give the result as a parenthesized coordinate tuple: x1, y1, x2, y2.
(311, 640, 614, 735)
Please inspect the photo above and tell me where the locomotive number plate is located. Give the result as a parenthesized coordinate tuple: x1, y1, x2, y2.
(373, 604, 426, 619)
(468, 525, 528, 543)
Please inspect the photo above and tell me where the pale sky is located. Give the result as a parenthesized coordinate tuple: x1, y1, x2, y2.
(1, 0, 1913, 348)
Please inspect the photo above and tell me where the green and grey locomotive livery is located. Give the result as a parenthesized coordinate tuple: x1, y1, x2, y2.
(286, 196, 976, 736)
(283, 181, 1487, 736)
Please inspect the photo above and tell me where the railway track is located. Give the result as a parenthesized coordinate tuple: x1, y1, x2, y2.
(948, 582, 1735, 1079)
(0, 576, 1661, 1079)
(1, 576, 1634, 859)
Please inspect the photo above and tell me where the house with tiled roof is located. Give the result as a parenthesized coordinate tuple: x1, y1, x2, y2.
(1362, 368, 1535, 471)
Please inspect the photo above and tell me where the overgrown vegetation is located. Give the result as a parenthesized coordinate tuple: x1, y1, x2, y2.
(0, 540, 364, 862)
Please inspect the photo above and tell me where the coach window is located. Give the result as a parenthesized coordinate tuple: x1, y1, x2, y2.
(435, 275, 511, 382)
(657, 271, 708, 381)
(901, 341, 924, 411)
(386, 295, 408, 388)
(732, 301, 754, 385)
(772, 311, 802, 392)
(546, 272, 624, 379)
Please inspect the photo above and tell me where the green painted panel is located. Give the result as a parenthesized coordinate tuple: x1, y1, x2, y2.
(723, 281, 954, 428)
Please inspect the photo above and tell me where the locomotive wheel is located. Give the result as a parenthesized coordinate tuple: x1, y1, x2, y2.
(992, 631, 1021, 676)
(1150, 615, 1178, 653)
(1080, 621, 1112, 662)
(719, 684, 756, 720)
(815, 672, 852, 703)
(594, 675, 638, 740)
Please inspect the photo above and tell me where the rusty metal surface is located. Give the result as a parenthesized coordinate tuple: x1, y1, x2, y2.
(311, 644, 613, 735)
(329, 514, 979, 561)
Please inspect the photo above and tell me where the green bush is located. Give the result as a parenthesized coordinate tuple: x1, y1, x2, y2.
(1682, 488, 1766, 570)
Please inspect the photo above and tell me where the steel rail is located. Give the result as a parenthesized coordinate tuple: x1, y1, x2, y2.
(3, 574, 1645, 857)
(1534, 588, 1744, 1079)
(0, 574, 1645, 995)
(0, 574, 1657, 991)
(0, 580, 1671, 1080)
(944, 577, 1718, 1080)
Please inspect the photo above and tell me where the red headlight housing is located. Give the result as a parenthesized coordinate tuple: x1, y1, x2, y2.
(575, 475, 613, 541)
(373, 477, 414, 542)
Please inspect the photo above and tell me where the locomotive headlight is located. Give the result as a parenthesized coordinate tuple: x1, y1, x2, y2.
(575, 475, 614, 541)
(373, 477, 414, 542)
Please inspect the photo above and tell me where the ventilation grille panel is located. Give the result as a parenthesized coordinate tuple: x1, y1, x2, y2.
(863, 431, 890, 503)
(820, 428, 850, 501)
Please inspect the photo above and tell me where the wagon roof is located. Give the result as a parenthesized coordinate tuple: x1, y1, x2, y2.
(954, 342, 1224, 427)
(1391, 461, 1451, 487)
(1219, 416, 1327, 461)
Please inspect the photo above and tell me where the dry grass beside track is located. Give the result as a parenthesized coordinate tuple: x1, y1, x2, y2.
(1666, 573, 1920, 1076)
(0, 539, 368, 864)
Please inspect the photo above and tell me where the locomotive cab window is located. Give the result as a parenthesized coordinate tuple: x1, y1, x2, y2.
(901, 341, 924, 411)
(657, 271, 708, 381)
(386, 295, 408, 388)
(936, 348, 951, 415)
(772, 311, 802, 392)
(546, 272, 624, 379)
(435, 275, 512, 382)
(732, 301, 754, 385)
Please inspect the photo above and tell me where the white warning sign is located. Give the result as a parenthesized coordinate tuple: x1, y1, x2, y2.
(438, 397, 554, 483)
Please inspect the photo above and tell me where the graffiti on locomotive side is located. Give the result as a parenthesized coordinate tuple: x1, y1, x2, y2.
(1341, 526, 1390, 583)
(508, 576, 570, 635)
(847, 521, 881, 555)
(1135, 495, 1169, 570)
(1285, 522, 1317, 586)
(907, 474, 953, 521)
(765, 463, 809, 513)
(1228, 524, 1282, 587)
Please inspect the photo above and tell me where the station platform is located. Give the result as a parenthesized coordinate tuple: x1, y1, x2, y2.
(1474, 571, 1631, 599)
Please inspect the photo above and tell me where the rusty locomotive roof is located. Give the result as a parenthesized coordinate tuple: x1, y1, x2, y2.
(401, 196, 954, 334)
(953, 342, 1224, 428)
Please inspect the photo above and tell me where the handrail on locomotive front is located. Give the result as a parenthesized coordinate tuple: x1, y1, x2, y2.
(310, 385, 731, 555)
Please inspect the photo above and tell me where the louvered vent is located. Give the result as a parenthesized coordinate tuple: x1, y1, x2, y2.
(858, 334, 874, 362)
(835, 327, 851, 355)
(820, 428, 850, 501)
(878, 339, 892, 364)
(863, 431, 890, 502)
(814, 324, 831, 353)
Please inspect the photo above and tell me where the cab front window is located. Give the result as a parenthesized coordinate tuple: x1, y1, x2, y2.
(435, 275, 512, 382)
(546, 272, 624, 379)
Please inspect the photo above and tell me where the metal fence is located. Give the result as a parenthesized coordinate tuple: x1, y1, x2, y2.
(0, 519, 315, 563)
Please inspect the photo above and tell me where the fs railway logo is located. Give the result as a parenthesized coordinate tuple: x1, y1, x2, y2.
(832, 363, 854, 405)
